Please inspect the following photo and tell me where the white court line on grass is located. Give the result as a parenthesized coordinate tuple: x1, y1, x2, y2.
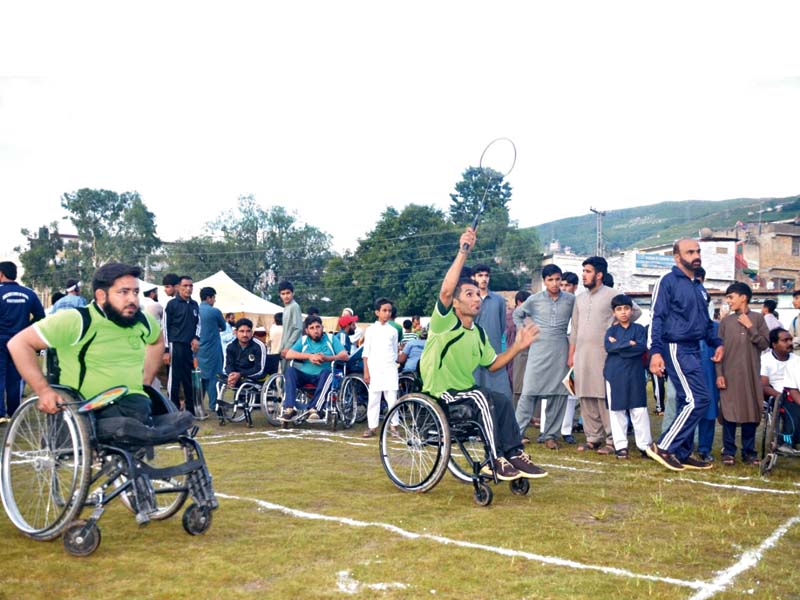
(687, 514, 800, 600)
(665, 478, 800, 496)
(216, 492, 706, 591)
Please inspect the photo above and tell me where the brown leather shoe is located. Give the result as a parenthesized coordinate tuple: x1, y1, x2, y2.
(544, 439, 559, 450)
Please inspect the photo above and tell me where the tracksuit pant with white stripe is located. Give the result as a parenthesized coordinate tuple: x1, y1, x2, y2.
(283, 366, 331, 411)
(658, 343, 710, 460)
(441, 388, 522, 460)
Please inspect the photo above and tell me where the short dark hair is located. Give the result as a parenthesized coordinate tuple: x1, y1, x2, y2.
(602, 272, 614, 288)
(235, 318, 253, 330)
(459, 266, 473, 279)
(0, 261, 17, 280)
(472, 264, 491, 275)
(307, 306, 321, 316)
(770, 327, 790, 347)
(793, 289, 800, 298)
(454, 278, 479, 299)
(514, 290, 531, 304)
(179, 275, 193, 284)
(763, 298, 778, 313)
(611, 294, 633, 309)
(225, 312, 235, 319)
(403, 319, 412, 329)
(162, 273, 180, 286)
(582, 256, 608, 277)
(374, 297, 393, 311)
(562, 271, 579, 286)
(725, 281, 752, 302)
(274, 312, 283, 326)
(391, 305, 398, 318)
(278, 280, 294, 293)
(92, 263, 142, 293)
(304, 315, 322, 329)
(541, 264, 562, 279)
(200, 286, 216, 301)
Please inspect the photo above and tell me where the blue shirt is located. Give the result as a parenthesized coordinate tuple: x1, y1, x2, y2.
(401, 338, 426, 373)
(0, 281, 45, 341)
(290, 333, 345, 377)
(51, 294, 87, 312)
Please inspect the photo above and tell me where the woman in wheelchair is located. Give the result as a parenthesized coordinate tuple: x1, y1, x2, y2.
(3, 262, 217, 555)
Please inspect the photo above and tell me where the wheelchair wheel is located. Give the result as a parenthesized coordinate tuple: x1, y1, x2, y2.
(116, 444, 191, 520)
(760, 397, 780, 476)
(216, 384, 247, 424)
(62, 519, 101, 556)
(380, 394, 450, 493)
(337, 376, 362, 430)
(1, 396, 92, 541)
(398, 373, 418, 397)
(447, 432, 490, 484)
(182, 502, 212, 535)
(473, 482, 493, 507)
(341, 376, 369, 424)
(260, 373, 284, 427)
(510, 477, 530, 496)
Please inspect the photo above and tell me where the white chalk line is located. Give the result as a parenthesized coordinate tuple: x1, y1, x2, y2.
(665, 477, 800, 496)
(336, 570, 409, 594)
(216, 492, 705, 590)
(687, 513, 800, 600)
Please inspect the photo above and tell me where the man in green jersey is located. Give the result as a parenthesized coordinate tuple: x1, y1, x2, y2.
(8, 263, 164, 420)
(419, 227, 547, 481)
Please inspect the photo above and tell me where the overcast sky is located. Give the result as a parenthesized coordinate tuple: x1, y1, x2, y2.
(2, 1, 799, 260)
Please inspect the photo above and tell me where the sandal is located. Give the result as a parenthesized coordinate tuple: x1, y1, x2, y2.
(596, 445, 616, 455)
(615, 448, 629, 460)
(577, 441, 602, 452)
(721, 454, 735, 466)
(362, 428, 377, 438)
(744, 455, 761, 466)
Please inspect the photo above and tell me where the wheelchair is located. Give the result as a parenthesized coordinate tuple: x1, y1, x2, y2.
(760, 392, 800, 475)
(339, 370, 410, 427)
(215, 354, 281, 427)
(261, 360, 356, 430)
(0, 385, 218, 556)
(379, 392, 531, 506)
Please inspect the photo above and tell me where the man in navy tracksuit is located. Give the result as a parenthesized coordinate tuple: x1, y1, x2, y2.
(0, 261, 45, 420)
(164, 275, 200, 413)
(647, 239, 723, 471)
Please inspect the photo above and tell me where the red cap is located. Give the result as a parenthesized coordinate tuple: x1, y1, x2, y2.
(338, 315, 359, 328)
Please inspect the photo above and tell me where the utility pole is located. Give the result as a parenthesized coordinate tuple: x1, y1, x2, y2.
(589, 207, 606, 257)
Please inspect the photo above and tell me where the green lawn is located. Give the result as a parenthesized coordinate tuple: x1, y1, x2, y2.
(2, 415, 799, 599)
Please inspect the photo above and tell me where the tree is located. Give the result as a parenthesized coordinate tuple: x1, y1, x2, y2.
(322, 204, 459, 318)
(60, 188, 161, 267)
(162, 196, 332, 304)
(448, 166, 512, 226)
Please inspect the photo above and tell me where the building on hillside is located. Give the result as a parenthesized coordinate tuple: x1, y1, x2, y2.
(715, 218, 800, 291)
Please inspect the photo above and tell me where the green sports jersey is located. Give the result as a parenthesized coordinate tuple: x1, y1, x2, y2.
(420, 300, 496, 398)
(34, 302, 161, 399)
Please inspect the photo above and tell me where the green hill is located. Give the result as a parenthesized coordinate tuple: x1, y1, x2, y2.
(532, 195, 800, 255)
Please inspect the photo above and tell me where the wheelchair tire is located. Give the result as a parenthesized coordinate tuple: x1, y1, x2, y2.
(116, 444, 191, 520)
(182, 502, 212, 535)
(341, 376, 369, 424)
(447, 433, 490, 484)
(338, 376, 363, 430)
(62, 519, 101, 556)
(260, 373, 284, 427)
(216, 385, 247, 424)
(760, 397, 780, 476)
(510, 477, 530, 496)
(380, 394, 450, 493)
(1, 396, 92, 541)
(473, 482, 493, 507)
(398, 373, 418, 397)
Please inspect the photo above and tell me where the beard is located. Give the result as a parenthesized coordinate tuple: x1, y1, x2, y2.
(584, 278, 597, 290)
(680, 257, 702, 273)
(103, 300, 140, 328)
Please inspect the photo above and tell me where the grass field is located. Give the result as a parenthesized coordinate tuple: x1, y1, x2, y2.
(2, 411, 800, 600)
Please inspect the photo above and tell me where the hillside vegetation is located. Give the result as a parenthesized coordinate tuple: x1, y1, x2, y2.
(533, 195, 800, 255)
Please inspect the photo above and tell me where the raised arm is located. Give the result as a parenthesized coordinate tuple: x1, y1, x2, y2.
(440, 228, 476, 309)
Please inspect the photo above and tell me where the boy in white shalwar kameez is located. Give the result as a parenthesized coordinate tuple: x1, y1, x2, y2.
(362, 297, 399, 437)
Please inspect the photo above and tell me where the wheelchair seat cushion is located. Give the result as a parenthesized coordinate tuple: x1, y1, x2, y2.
(95, 411, 194, 446)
